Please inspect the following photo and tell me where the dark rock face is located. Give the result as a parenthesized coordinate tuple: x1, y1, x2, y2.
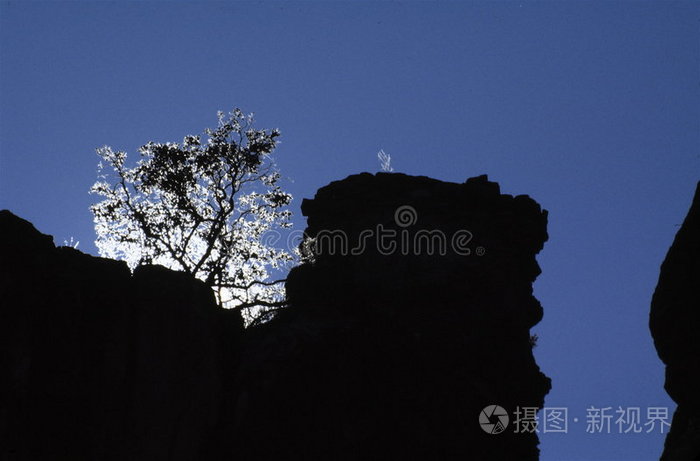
(1, 172, 551, 460)
(0, 210, 243, 461)
(650, 182, 700, 461)
(234, 173, 551, 460)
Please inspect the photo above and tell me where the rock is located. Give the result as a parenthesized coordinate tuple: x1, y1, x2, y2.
(234, 173, 551, 460)
(650, 182, 700, 461)
(1, 171, 552, 460)
(0, 210, 243, 461)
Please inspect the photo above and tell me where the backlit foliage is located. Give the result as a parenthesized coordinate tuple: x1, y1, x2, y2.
(90, 109, 293, 322)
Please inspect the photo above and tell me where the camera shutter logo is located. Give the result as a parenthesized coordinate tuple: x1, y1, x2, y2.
(479, 405, 509, 434)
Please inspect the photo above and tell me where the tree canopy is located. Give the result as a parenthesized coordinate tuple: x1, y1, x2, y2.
(90, 109, 294, 322)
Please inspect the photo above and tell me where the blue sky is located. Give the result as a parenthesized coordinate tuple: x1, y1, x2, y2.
(1, 2, 698, 459)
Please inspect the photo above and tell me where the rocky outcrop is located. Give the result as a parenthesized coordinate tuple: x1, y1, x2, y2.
(650, 181, 700, 461)
(234, 173, 551, 460)
(1, 172, 551, 460)
(0, 210, 243, 461)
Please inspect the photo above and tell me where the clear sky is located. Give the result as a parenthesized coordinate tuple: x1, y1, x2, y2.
(1, 2, 698, 460)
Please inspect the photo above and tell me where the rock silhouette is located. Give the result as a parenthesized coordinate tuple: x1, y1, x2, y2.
(234, 173, 551, 460)
(650, 181, 700, 461)
(0, 210, 243, 461)
(1, 173, 551, 460)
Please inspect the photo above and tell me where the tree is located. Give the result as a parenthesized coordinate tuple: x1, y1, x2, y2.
(90, 109, 294, 322)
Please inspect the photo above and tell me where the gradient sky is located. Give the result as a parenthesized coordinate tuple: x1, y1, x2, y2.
(1, 2, 698, 460)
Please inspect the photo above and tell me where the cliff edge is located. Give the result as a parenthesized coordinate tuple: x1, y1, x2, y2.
(234, 173, 551, 460)
(650, 181, 700, 461)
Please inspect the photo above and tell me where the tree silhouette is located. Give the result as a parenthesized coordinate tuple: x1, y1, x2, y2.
(90, 109, 294, 321)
